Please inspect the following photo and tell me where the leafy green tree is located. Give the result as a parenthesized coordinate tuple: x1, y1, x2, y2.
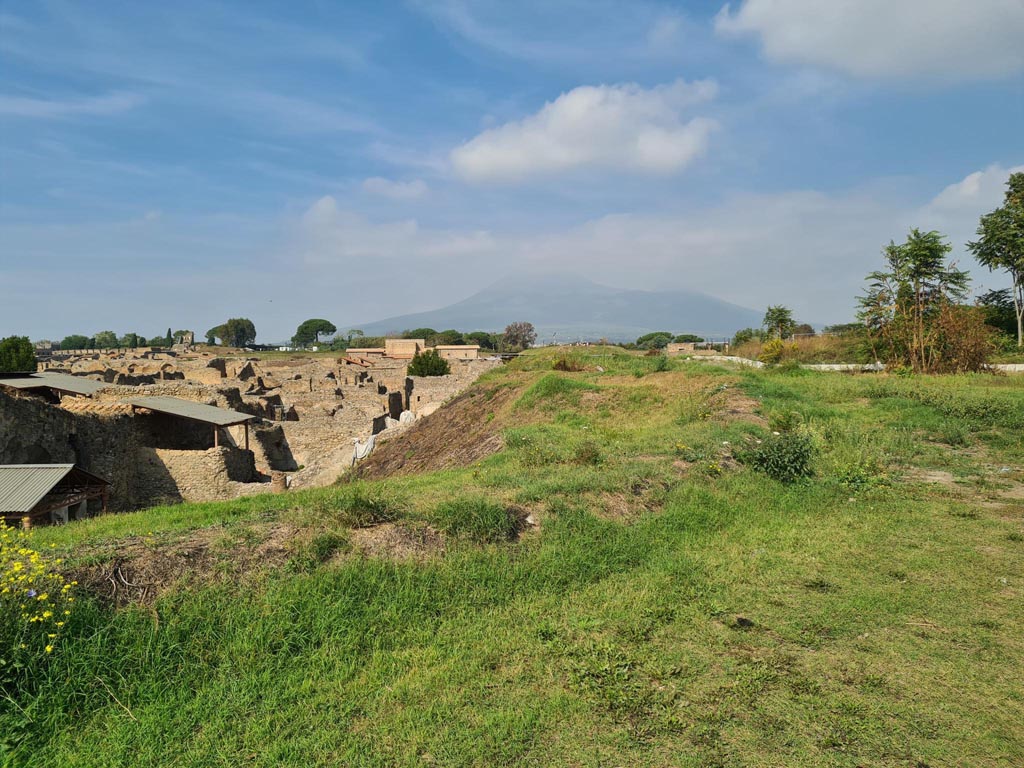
(403, 328, 437, 341)
(433, 329, 464, 346)
(205, 326, 224, 345)
(503, 321, 537, 352)
(165, 328, 173, 345)
(60, 334, 91, 350)
(465, 331, 496, 350)
(407, 349, 451, 376)
(673, 334, 704, 343)
(208, 318, 257, 347)
(293, 318, 337, 347)
(93, 330, 118, 349)
(822, 323, 863, 336)
(119, 333, 142, 348)
(858, 229, 971, 372)
(732, 328, 764, 346)
(635, 331, 674, 349)
(0, 336, 36, 372)
(792, 323, 815, 337)
(763, 306, 796, 339)
(978, 289, 1018, 337)
(968, 172, 1024, 347)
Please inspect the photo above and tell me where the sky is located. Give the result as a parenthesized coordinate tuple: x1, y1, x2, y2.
(1, 0, 1022, 342)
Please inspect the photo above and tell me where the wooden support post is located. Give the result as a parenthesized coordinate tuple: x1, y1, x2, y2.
(244, 422, 249, 451)
(214, 426, 219, 447)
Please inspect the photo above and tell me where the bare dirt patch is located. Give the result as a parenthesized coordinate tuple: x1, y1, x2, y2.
(356, 383, 521, 479)
(68, 521, 298, 606)
(347, 522, 445, 561)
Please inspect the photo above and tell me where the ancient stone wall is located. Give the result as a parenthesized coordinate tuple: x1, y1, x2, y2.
(135, 446, 257, 504)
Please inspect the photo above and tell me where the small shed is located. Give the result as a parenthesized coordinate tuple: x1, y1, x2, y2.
(127, 396, 256, 450)
(0, 464, 110, 526)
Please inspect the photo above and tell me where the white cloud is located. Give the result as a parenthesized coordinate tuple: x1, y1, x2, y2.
(450, 79, 718, 183)
(0, 91, 143, 118)
(647, 15, 684, 51)
(923, 163, 1024, 215)
(361, 177, 429, 200)
(715, 0, 1024, 79)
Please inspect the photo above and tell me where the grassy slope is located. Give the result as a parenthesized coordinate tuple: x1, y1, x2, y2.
(5, 349, 1023, 767)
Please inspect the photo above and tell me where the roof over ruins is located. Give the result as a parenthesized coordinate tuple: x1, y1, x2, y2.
(126, 396, 255, 426)
(0, 464, 109, 514)
(0, 371, 106, 397)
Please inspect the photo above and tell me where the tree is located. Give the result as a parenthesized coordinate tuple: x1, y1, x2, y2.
(465, 331, 496, 350)
(60, 334, 91, 350)
(978, 289, 1018, 337)
(503, 321, 537, 351)
(792, 323, 815, 337)
(293, 318, 337, 347)
(93, 330, 118, 349)
(967, 172, 1024, 347)
(210, 318, 257, 347)
(763, 306, 796, 339)
(119, 332, 142, 348)
(673, 334, 704, 343)
(403, 328, 437, 341)
(407, 349, 451, 376)
(732, 328, 764, 346)
(857, 228, 971, 372)
(636, 331, 674, 350)
(433, 329, 464, 346)
(0, 336, 36, 372)
(165, 328, 173, 346)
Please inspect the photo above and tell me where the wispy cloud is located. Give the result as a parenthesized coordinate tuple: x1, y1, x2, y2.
(0, 91, 144, 118)
(362, 177, 429, 200)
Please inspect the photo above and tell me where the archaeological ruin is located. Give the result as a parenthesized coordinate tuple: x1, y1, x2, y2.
(0, 342, 499, 519)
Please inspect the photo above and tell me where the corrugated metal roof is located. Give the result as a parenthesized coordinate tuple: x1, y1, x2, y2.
(127, 396, 255, 426)
(0, 372, 105, 396)
(0, 465, 74, 514)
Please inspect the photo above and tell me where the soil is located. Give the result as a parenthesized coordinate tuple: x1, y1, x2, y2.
(355, 383, 520, 479)
(347, 522, 445, 561)
(68, 520, 298, 606)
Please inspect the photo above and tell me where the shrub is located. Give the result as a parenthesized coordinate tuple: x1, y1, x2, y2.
(739, 430, 816, 483)
(408, 349, 451, 377)
(1, 524, 75, 695)
(0, 336, 35, 373)
(311, 487, 402, 528)
(758, 338, 786, 365)
(433, 498, 518, 543)
(553, 355, 585, 372)
(573, 441, 603, 466)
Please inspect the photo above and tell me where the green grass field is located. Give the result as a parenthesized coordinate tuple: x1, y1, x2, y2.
(3, 349, 1023, 767)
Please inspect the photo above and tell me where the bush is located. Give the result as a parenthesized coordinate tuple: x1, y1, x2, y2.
(433, 498, 518, 543)
(1, 524, 75, 696)
(0, 336, 35, 373)
(407, 349, 451, 377)
(310, 487, 402, 528)
(739, 430, 816, 483)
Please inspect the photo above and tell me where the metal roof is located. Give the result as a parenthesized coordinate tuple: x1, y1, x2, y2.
(127, 396, 255, 426)
(0, 465, 74, 513)
(0, 372, 105, 397)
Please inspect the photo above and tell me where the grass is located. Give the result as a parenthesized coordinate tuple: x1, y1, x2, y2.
(3, 349, 1023, 767)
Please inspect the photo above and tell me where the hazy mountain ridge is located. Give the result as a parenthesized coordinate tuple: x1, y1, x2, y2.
(354, 275, 764, 341)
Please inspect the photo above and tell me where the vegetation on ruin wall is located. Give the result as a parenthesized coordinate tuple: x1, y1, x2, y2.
(0, 335, 36, 372)
(4, 347, 1022, 766)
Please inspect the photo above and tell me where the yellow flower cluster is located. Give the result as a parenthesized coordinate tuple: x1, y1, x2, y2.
(1, 522, 74, 669)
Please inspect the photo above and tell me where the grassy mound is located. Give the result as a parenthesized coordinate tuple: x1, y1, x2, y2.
(4, 350, 1023, 767)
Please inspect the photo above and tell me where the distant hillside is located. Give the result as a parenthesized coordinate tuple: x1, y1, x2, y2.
(354, 274, 763, 341)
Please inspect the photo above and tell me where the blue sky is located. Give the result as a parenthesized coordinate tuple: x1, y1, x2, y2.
(1, 0, 1022, 341)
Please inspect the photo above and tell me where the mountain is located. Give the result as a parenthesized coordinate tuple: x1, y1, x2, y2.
(354, 274, 763, 342)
